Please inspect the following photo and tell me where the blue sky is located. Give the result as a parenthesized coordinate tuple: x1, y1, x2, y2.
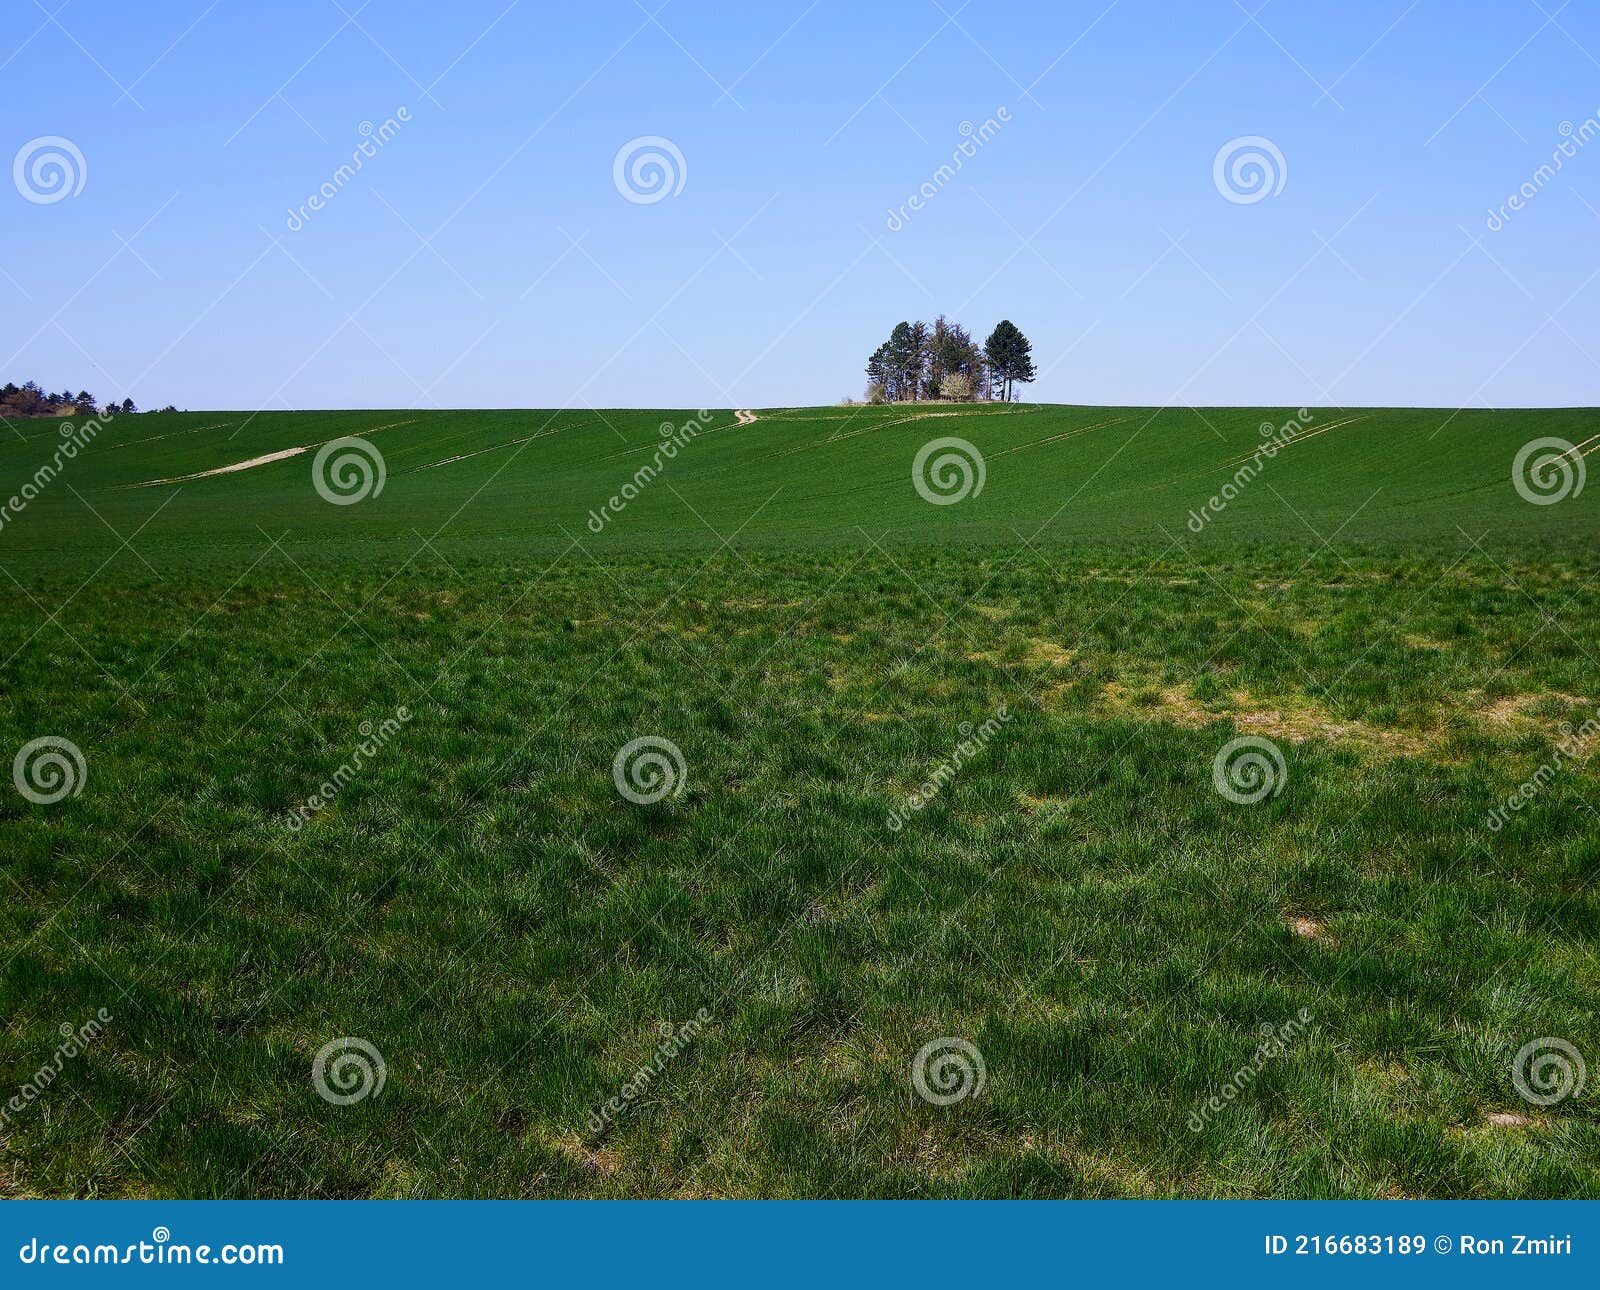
(4, 0, 1599, 410)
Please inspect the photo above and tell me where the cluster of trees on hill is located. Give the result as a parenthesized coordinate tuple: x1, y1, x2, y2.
(0, 381, 170, 419)
(865, 317, 1036, 403)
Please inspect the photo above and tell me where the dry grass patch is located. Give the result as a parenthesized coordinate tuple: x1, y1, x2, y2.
(1092, 679, 1443, 756)
(1096, 679, 1216, 728)
(1024, 638, 1076, 668)
(1480, 693, 1545, 729)
(1287, 915, 1335, 945)
(540, 1128, 624, 1175)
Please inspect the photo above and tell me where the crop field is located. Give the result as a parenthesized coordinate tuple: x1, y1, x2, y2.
(1, 402, 1597, 1198)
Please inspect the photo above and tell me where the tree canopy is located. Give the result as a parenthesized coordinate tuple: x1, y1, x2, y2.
(982, 320, 1037, 403)
(865, 318, 1035, 403)
(0, 381, 152, 420)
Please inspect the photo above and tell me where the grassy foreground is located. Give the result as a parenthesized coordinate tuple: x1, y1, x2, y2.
(1, 403, 1597, 1197)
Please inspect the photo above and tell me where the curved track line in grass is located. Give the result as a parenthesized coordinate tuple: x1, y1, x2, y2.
(1207, 414, 1371, 471)
(406, 409, 747, 476)
(1391, 427, 1600, 508)
(384, 408, 592, 465)
(741, 408, 1037, 468)
(107, 421, 239, 449)
(834, 406, 1036, 435)
(124, 420, 417, 487)
(986, 414, 1143, 458)
(691, 406, 1050, 496)
(406, 420, 597, 473)
(581, 410, 760, 466)
(130, 444, 311, 485)
(1077, 414, 1376, 506)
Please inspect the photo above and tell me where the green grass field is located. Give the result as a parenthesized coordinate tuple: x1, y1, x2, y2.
(2, 402, 1597, 1197)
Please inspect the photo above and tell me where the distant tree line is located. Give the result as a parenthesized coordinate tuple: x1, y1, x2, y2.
(0, 381, 174, 420)
(865, 317, 1036, 403)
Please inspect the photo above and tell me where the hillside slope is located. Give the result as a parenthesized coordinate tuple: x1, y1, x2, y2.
(1, 403, 1592, 570)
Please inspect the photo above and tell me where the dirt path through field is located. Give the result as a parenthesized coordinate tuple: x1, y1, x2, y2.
(126, 420, 417, 487)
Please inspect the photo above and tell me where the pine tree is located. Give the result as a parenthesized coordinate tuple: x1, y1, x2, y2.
(884, 322, 914, 402)
(983, 320, 1036, 402)
(904, 321, 930, 401)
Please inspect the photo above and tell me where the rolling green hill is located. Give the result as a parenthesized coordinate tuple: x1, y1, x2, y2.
(1, 404, 1596, 1199)
(1, 403, 1593, 572)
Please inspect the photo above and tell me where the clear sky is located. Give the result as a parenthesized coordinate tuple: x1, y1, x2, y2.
(4, 0, 1598, 410)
